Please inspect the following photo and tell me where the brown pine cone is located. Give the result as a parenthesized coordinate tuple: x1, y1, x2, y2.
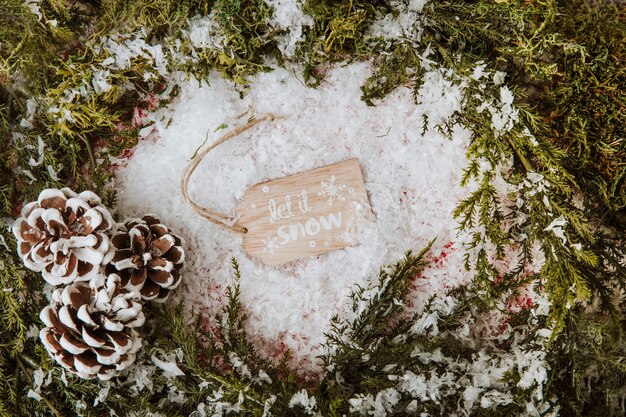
(39, 275, 144, 380)
(12, 188, 113, 286)
(106, 215, 184, 303)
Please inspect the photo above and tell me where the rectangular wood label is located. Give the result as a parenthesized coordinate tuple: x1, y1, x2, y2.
(235, 159, 373, 265)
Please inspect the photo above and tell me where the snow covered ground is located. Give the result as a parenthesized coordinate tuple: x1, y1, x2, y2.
(112, 62, 476, 375)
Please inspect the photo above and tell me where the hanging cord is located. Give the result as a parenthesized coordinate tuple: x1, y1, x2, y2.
(180, 113, 283, 234)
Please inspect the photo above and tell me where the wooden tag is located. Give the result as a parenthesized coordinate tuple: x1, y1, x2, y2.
(235, 159, 373, 265)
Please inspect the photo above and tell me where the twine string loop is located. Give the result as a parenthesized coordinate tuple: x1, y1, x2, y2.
(180, 113, 281, 234)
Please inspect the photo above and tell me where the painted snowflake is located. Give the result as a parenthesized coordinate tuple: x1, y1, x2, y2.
(262, 234, 280, 254)
(318, 175, 347, 206)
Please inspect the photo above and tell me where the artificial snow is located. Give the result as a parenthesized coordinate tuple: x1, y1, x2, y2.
(366, 0, 428, 41)
(152, 351, 185, 378)
(265, 0, 313, 57)
(113, 61, 475, 375)
(349, 388, 400, 416)
(288, 389, 318, 415)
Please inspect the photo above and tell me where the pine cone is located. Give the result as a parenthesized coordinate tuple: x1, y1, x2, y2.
(106, 215, 184, 303)
(12, 188, 113, 286)
(39, 275, 144, 380)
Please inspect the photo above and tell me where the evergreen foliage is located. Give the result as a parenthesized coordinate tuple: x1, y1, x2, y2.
(1, 0, 625, 415)
(298, 0, 392, 84)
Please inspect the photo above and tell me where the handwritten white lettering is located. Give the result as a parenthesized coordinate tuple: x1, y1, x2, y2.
(274, 211, 343, 246)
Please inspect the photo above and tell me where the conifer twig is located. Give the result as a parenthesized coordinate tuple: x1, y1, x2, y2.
(78, 134, 96, 169)
(16, 356, 62, 417)
(506, 136, 533, 172)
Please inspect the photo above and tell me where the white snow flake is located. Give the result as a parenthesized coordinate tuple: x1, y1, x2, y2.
(544, 216, 568, 246)
(318, 175, 347, 206)
(262, 235, 280, 254)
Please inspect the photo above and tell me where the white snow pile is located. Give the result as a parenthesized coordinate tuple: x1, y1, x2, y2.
(112, 61, 475, 374)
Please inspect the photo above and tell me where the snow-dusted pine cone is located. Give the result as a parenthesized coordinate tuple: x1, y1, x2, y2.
(106, 215, 184, 303)
(39, 275, 144, 380)
(12, 188, 113, 286)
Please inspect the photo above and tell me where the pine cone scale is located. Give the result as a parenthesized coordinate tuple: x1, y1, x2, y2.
(146, 257, 172, 270)
(130, 268, 147, 287)
(57, 351, 76, 370)
(130, 226, 148, 254)
(76, 304, 97, 326)
(139, 280, 160, 299)
(40, 306, 63, 330)
(148, 268, 175, 285)
(94, 348, 120, 366)
(76, 260, 95, 277)
(58, 305, 81, 332)
(41, 208, 66, 233)
(106, 331, 131, 351)
(149, 224, 169, 238)
(150, 234, 175, 255)
(72, 235, 109, 264)
(39, 190, 67, 210)
(82, 327, 106, 348)
(77, 207, 107, 235)
(163, 246, 184, 264)
(112, 249, 134, 265)
(59, 331, 90, 354)
(63, 285, 91, 307)
(40, 328, 64, 353)
(111, 233, 130, 249)
(167, 271, 182, 291)
(17, 219, 43, 243)
(74, 351, 103, 375)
